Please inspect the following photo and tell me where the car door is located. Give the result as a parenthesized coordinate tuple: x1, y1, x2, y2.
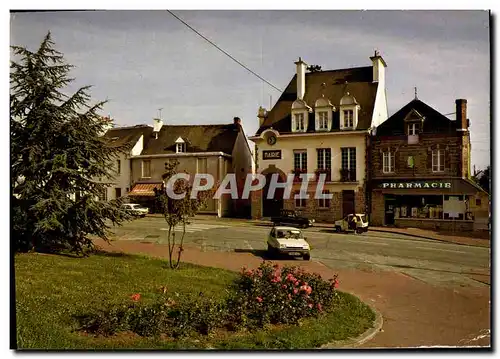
(268, 228, 276, 247)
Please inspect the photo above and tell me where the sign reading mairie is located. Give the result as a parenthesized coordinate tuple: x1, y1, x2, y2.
(380, 181, 452, 189)
(263, 150, 282, 160)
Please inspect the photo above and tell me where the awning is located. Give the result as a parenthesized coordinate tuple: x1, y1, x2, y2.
(128, 183, 163, 197)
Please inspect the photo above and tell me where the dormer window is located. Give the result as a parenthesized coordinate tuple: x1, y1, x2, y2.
(294, 113, 305, 131)
(291, 99, 311, 133)
(175, 137, 186, 153)
(314, 96, 335, 132)
(408, 123, 420, 135)
(339, 92, 360, 130)
(343, 110, 354, 128)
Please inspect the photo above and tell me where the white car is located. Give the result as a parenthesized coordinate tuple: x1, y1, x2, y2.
(334, 213, 369, 234)
(122, 203, 149, 217)
(267, 226, 311, 260)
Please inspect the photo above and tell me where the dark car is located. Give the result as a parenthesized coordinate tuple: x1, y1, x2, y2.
(271, 209, 315, 228)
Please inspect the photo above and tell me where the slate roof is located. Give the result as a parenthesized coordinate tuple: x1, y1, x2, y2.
(141, 124, 241, 155)
(375, 99, 457, 136)
(256, 66, 378, 135)
(103, 125, 153, 148)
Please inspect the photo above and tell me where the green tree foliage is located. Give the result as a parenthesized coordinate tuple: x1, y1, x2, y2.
(11, 32, 130, 253)
(154, 160, 213, 269)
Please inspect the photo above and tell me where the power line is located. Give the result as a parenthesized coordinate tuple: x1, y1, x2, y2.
(166, 10, 283, 93)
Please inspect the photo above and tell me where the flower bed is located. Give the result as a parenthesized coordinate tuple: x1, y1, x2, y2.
(77, 262, 340, 338)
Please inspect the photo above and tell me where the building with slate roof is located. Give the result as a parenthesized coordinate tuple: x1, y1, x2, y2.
(249, 52, 389, 221)
(369, 97, 489, 231)
(103, 117, 254, 218)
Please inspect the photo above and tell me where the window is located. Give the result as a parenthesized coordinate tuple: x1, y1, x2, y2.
(98, 188, 107, 201)
(318, 111, 328, 130)
(432, 149, 445, 172)
(408, 123, 420, 135)
(294, 113, 305, 131)
(142, 160, 151, 178)
(476, 198, 481, 206)
(115, 188, 122, 198)
(116, 159, 121, 175)
(383, 151, 395, 173)
(176, 143, 186, 153)
(295, 191, 307, 208)
(341, 148, 356, 169)
(293, 150, 307, 171)
(343, 110, 353, 128)
(318, 190, 330, 208)
(317, 148, 331, 170)
(197, 157, 208, 174)
(126, 187, 129, 193)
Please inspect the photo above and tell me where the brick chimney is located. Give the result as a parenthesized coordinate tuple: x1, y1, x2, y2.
(233, 117, 242, 126)
(455, 99, 468, 130)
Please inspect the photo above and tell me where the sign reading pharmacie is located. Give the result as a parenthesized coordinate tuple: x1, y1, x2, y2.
(263, 150, 282, 160)
(379, 180, 452, 189)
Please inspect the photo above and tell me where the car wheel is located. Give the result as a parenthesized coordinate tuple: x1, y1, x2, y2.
(356, 228, 363, 234)
(335, 226, 341, 233)
(303, 253, 311, 261)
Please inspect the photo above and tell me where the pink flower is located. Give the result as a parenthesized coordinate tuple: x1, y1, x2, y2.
(256, 296, 263, 303)
(334, 279, 339, 288)
(130, 293, 141, 302)
(294, 281, 300, 286)
(308, 303, 313, 308)
(288, 294, 292, 300)
(282, 284, 287, 289)
(293, 288, 298, 294)
(317, 303, 323, 312)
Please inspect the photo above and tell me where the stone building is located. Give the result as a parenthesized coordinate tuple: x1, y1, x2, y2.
(249, 52, 389, 221)
(369, 97, 489, 231)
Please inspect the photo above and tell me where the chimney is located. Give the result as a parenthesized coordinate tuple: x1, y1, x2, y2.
(233, 117, 242, 126)
(370, 50, 387, 84)
(257, 106, 267, 127)
(455, 99, 468, 130)
(153, 118, 163, 139)
(294, 57, 307, 100)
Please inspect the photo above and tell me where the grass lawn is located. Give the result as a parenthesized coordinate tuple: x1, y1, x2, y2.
(14, 252, 375, 350)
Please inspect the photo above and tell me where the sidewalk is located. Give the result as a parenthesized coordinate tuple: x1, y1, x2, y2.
(94, 238, 490, 348)
(151, 214, 491, 248)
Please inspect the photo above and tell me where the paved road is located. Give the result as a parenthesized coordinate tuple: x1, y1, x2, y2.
(109, 217, 490, 288)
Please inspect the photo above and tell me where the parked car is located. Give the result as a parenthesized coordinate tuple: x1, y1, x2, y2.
(267, 226, 311, 260)
(334, 214, 369, 234)
(271, 209, 315, 228)
(122, 203, 149, 218)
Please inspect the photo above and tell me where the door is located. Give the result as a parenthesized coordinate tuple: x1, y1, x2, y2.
(385, 196, 396, 225)
(263, 173, 284, 217)
(115, 188, 122, 199)
(342, 190, 355, 217)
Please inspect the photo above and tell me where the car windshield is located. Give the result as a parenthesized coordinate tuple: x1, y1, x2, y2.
(276, 230, 303, 239)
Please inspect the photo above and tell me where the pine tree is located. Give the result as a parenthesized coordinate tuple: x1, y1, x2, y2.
(11, 32, 130, 253)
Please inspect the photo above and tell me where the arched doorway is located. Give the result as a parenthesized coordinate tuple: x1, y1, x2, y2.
(262, 166, 286, 218)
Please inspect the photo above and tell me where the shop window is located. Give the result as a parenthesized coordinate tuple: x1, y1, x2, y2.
(432, 149, 445, 172)
(383, 151, 395, 173)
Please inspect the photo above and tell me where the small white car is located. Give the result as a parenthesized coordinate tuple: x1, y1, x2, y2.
(122, 203, 149, 217)
(267, 226, 311, 260)
(334, 214, 369, 234)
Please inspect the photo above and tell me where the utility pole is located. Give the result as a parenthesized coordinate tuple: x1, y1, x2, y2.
(158, 108, 163, 119)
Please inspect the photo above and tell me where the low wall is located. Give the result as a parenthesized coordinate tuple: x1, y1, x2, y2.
(395, 218, 474, 232)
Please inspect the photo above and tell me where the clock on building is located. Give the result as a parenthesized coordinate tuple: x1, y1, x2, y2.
(267, 135, 277, 146)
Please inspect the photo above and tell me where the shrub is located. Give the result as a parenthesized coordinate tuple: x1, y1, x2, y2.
(227, 262, 338, 328)
(76, 262, 339, 338)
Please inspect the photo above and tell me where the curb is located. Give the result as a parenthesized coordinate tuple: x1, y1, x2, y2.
(369, 228, 489, 248)
(319, 303, 383, 349)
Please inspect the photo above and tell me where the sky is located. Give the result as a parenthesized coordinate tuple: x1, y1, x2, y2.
(10, 10, 491, 170)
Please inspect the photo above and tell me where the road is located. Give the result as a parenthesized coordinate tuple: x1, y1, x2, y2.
(109, 216, 490, 288)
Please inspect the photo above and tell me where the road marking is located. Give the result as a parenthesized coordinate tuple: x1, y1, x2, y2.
(414, 246, 467, 254)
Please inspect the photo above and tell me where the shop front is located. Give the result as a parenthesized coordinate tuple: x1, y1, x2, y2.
(371, 178, 484, 231)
